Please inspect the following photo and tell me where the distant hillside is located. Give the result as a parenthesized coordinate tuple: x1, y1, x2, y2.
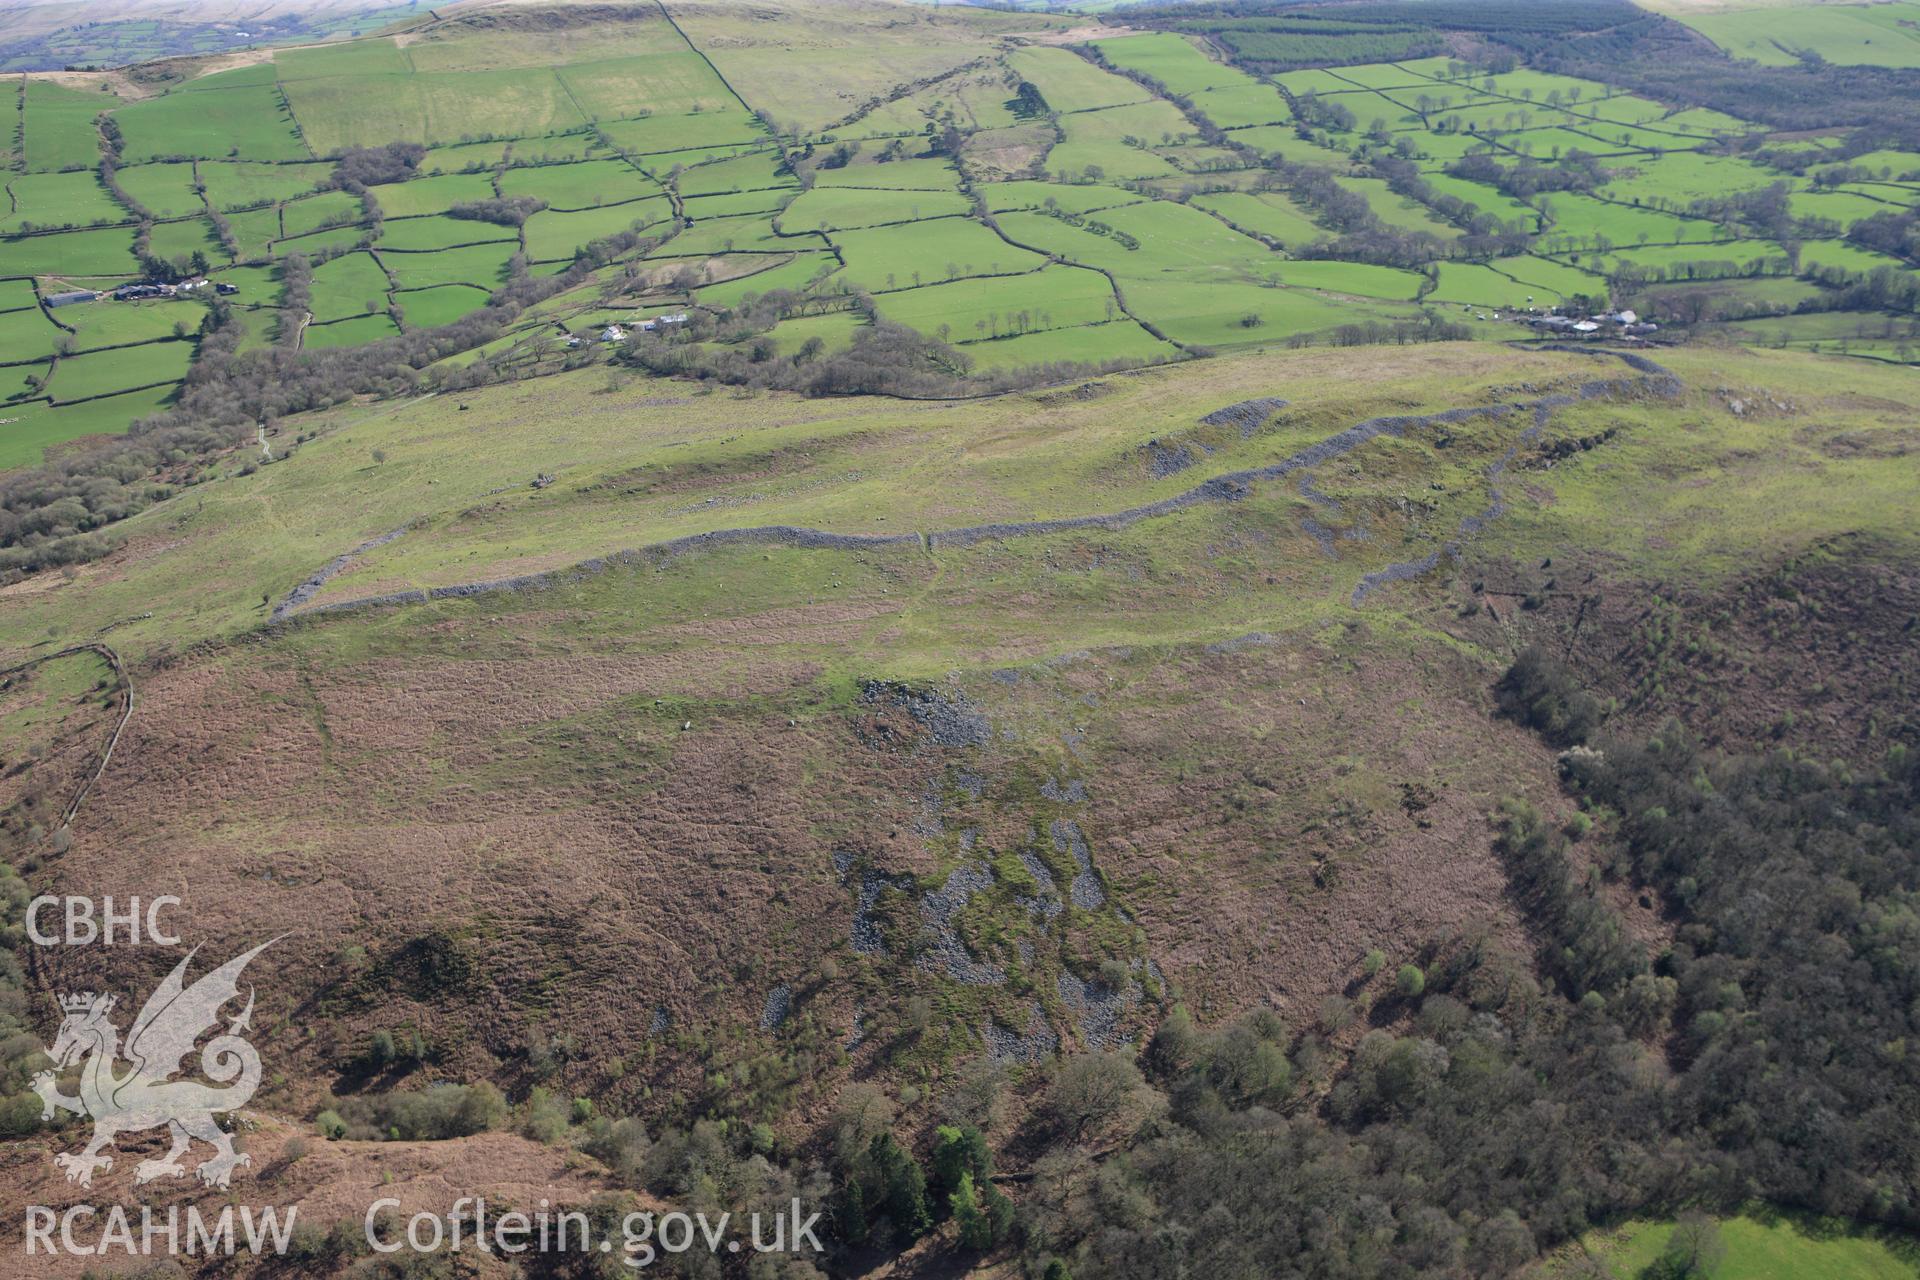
(0, 0, 424, 71)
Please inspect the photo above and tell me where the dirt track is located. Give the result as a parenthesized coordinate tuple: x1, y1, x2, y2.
(278, 349, 1680, 622)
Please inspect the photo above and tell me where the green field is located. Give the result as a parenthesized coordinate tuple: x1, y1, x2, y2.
(675, 152, 792, 198)
(599, 111, 768, 158)
(694, 253, 836, 307)
(112, 162, 203, 218)
(148, 217, 226, 267)
(275, 225, 367, 257)
(833, 219, 1045, 291)
(0, 280, 40, 311)
(1049, 116, 1184, 182)
(0, 171, 127, 233)
(523, 200, 672, 261)
(1191, 191, 1330, 247)
(197, 161, 331, 212)
(813, 156, 964, 192)
(46, 338, 194, 401)
(0, 307, 59, 361)
(1008, 46, 1152, 113)
(60, 299, 200, 350)
(367, 172, 496, 219)
(309, 252, 394, 323)
(115, 82, 311, 163)
(875, 265, 1120, 341)
(394, 284, 494, 330)
(1430, 261, 1546, 306)
(377, 215, 515, 252)
(556, 52, 739, 118)
(1720, 308, 1920, 360)
(1550, 1208, 1920, 1279)
(20, 80, 110, 173)
(0, 226, 141, 277)
(380, 242, 517, 291)
(1677, 2, 1920, 68)
(0, 384, 176, 469)
(681, 189, 792, 218)
(499, 158, 662, 209)
(960, 318, 1179, 369)
(1190, 83, 1293, 130)
(1093, 32, 1244, 94)
(761, 309, 863, 356)
(1124, 276, 1370, 345)
(779, 187, 971, 231)
(281, 69, 590, 154)
(280, 190, 366, 239)
(304, 312, 404, 348)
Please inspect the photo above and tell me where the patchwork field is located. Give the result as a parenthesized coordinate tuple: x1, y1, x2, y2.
(0, 2, 1911, 474)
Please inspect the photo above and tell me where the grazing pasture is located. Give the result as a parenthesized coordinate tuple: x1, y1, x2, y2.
(377, 215, 515, 252)
(523, 201, 673, 262)
(0, 280, 41, 311)
(1092, 33, 1243, 94)
(114, 82, 310, 162)
(61, 300, 200, 351)
(309, 252, 395, 323)
(46, 339, 194, 401)
(875, 266, 1121, 341)
(960, 319, 1178, 369)
(1191, 191, 1328, 247)
(368, 173, 497, 219)
(499, 159, 662, 209)
(779, 187, 970, 232)
(1123, 276, 1365, 345)
(146, 218, 227, 267)
(1007, 46, 1151, 113)
(599, 112, 768, 158)
(556, 53, 739, 119)
(0, 171, 126, 232)
(304, 312, 404, 348)
(983, 181, 1146, 216)
(0, 384, 176, 469)
(381, 242, 518, 291)
(813, 157, 964, 192)
(197, 161, 331, 212)
(20, 81, 110, 173)
(280, 190, 366, 239)
(833, 219, 1045, 291)
(394, 285, 493, 330)
(1677, 3, 1920, 68)
(113, 162, 202, 218)
(2, 0, 1916, 475)
(0, 308, 59, 361)
(762, 310, 863, 356)
(0, 226, 141, 276)
(694, 254, 836, 307)
(676, 152, 792, 198)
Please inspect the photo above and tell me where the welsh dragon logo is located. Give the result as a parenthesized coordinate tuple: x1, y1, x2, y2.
(33, 940, 275, 1189)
